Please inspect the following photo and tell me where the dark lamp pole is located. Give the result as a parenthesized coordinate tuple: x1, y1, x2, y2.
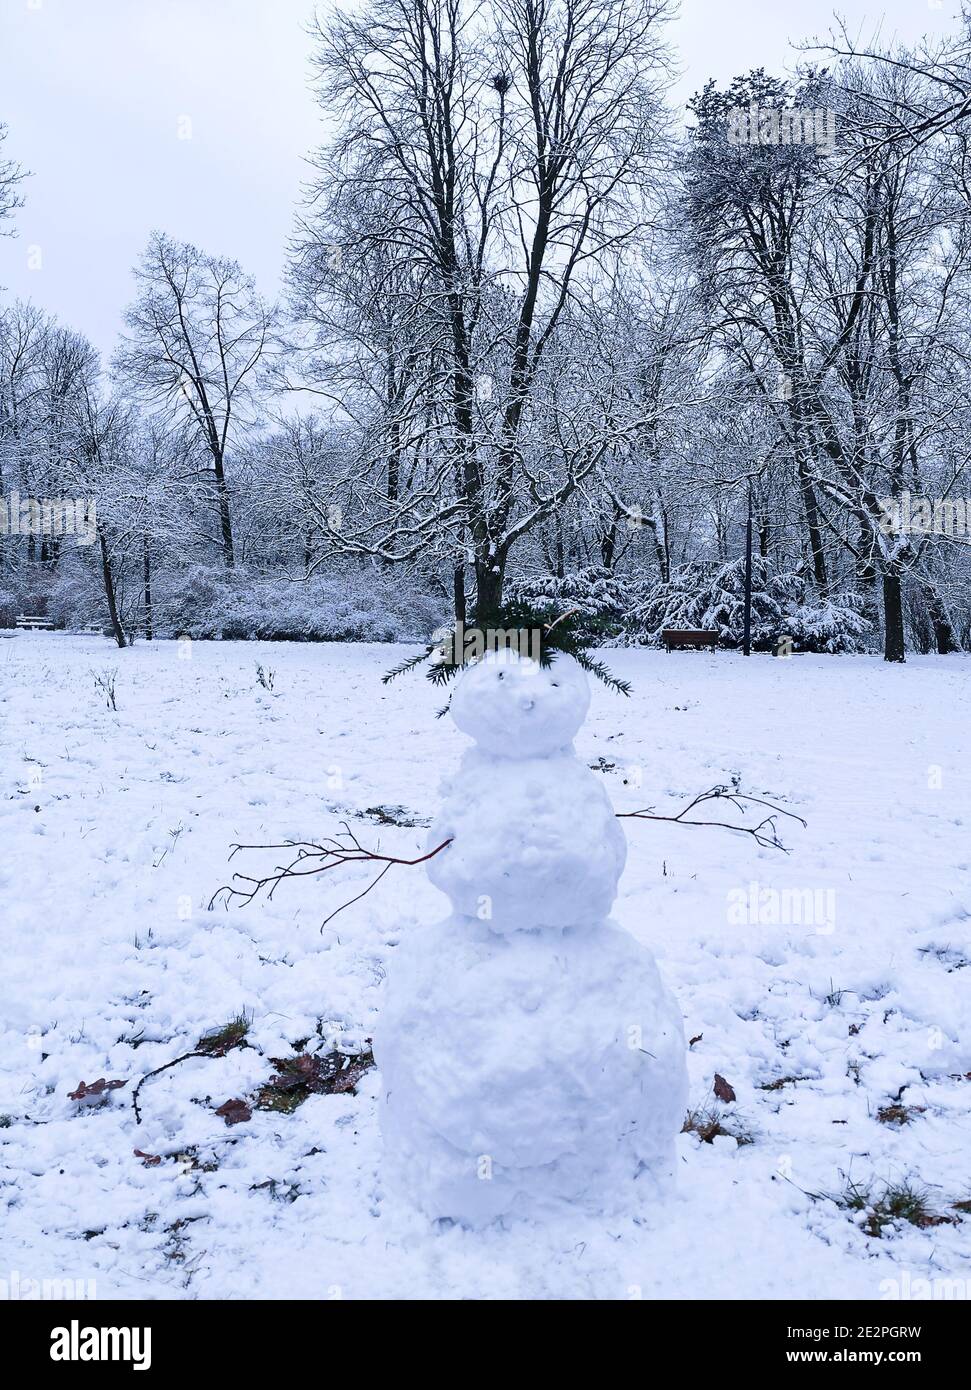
(743, 479, 753, 657)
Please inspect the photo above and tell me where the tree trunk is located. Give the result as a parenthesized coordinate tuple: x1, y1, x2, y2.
(143, 536, 153, 641)
(453, 564, 467, 627)
(790, 403, 828, 592)
(553, 513, 565, 579)
(758, 510, 770, 559)
(601, 499, 624, 571)
(920, 579, 960, 654)
(387, 357, 401, 505)
(882, 572, 905, 663)
(798, 465, 828, 593)
(856, 519, 877, 585)
(474, 552, 505, 621)
(98, 527, 127, 649)
(600, 516, 617, 570)
(212, 449, 235, 568)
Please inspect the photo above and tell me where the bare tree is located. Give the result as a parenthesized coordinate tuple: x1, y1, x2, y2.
(293, 0, 674, 620)
(681, 67, 971, 661)
(115, 232, 278, 569)
(0, 123, 26, 238)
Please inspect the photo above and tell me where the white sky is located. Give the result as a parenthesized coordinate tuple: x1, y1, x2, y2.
(0, 0, 960, 359)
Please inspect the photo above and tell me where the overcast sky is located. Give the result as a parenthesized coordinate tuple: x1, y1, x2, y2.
(0, 0, 959, 360)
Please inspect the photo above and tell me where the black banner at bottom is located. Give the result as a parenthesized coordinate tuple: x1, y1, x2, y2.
(0, 1297, 965, 1372)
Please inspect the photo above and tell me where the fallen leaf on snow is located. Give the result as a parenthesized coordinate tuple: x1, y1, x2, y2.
(68, 1078, 127, 1102)
(713, 1073, 736, 1104)
(215, 1098, 252, 1126)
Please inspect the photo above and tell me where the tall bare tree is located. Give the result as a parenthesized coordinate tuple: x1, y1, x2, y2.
(293, 0, 674, 620)
(115, 232, 278, 568)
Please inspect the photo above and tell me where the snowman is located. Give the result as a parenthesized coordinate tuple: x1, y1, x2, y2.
(374, 646, 687, 1226)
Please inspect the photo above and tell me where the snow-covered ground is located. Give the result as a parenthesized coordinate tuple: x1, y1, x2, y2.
(2, 633, 970, 1300)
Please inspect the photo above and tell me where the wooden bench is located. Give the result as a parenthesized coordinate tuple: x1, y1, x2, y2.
(661, 628, 719, 653)
(15, 615, 55, 631)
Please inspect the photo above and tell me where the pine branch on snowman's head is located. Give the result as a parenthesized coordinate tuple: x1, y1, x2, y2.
(382, 600, 632, 711)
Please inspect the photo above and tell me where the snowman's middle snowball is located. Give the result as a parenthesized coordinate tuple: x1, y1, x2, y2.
(427, 746, 626, 933)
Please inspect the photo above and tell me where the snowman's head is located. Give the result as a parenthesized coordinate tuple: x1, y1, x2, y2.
(449, 647, 590, 758)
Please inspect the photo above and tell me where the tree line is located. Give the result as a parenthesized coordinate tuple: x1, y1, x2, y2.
(2, 0, 971, 659)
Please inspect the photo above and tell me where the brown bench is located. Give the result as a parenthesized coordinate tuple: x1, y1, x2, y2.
(661, 628, 719, 652)
(15, 615, 55, 631)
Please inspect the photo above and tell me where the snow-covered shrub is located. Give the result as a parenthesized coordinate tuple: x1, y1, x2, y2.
(156, 564, 445, 643)
(0, 562, 71, 627)
(778, 592, 871, 654)
(623, 563, 708, 641)
(159, 563, 235, 637)
(694, 557, 790, 649)
(625, 558, 871, 652)
(46, 551, 105, 629)
(623, 558, 775, 645)
(504, 566, 629, 641)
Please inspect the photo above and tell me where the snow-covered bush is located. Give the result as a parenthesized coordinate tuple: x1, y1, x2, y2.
(623, 558, 777, 645)
(158, 563, 235, 637)
(0, 562, 75, 627)
(622, 564, 703, 641)
(504, 566, 629, 641)
(0, 555, 446, 642)
(625, 558, 871, 652)
(778, 592, 871, 654)
(695, 557, 788, 648)
(46, 551, 106, 629)
(0, 548, 129, 632)
(156, 564, 445, 642)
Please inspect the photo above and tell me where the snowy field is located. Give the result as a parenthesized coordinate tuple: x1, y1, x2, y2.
(2, 633, 970, 1301)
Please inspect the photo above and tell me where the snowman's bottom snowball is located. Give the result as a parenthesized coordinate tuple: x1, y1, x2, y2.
(374, 918, 688, 1226)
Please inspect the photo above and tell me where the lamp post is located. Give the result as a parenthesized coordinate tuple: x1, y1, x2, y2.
(742, 478, 753, 657)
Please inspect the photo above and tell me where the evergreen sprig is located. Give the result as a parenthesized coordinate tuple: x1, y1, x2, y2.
(382, 601, 632, 697)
